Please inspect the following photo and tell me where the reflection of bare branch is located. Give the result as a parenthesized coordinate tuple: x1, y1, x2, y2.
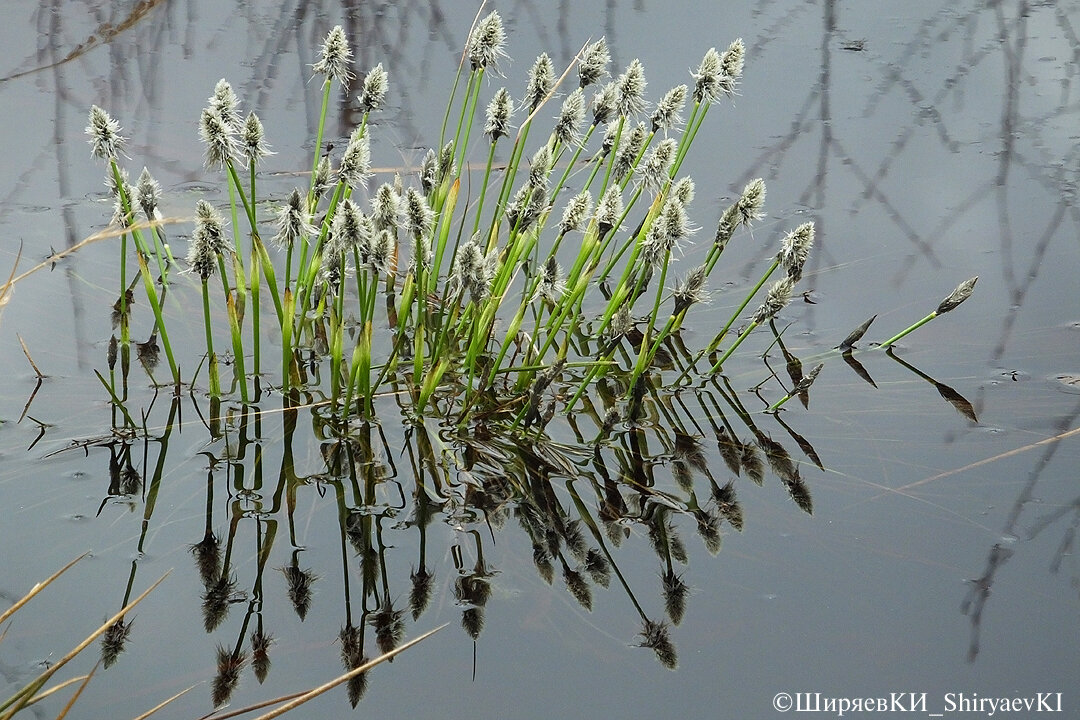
(1, 0, 166, 83)
(960, 541, 1012, 662)
(963, 401, 1080, 661)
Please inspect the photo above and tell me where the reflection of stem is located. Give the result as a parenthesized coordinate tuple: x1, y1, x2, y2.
(334, 480, 356, 619)
(566, 479, 646, 619)
(885, 348, 977, 422)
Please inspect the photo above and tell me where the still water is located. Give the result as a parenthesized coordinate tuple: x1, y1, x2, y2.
(1, 1, 1078, 718)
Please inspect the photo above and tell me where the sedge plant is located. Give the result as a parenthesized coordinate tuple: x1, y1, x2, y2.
(82, 14, 978, 433)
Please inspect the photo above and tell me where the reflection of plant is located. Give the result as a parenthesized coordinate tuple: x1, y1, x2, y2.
(0, 556, 166, 719)
(58, 266, 983, 703)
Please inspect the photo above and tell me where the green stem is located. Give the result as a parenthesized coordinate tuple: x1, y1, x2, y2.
(708, 319, 760, 374)
(879, 312, 937, 348)
(202, 280, 221, 397)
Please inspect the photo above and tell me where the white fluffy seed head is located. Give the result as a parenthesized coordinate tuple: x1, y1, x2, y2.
(86, 105, 126, 160)
(753, 277, 795, 324)
(651, 84, 687, 132)
(559, 190, 593, 234)
(467, 11, 508, 72)
(274, 188, 315, 250)
(615, 59, 648, 117)
(779, 222, 814, 282)
(596, 186, 623, 233)
(484, 87, 514, 143)
(313, 25, 354, 88)
(358, 63, 388, 113)
(579, 38, 610, 89)
(525, 53, 555, 113)
(199, 108, 237, 170)
(554, 88, 586, 146)
(241, 112, 272, 165)
(209, 79, 241, 131)
(136, 167, 161, 221)
(338, 126, 372, 190)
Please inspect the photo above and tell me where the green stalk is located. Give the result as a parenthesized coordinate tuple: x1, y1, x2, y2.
(344, 271, 380, 421)
(471, 141, 500, 237)
(282, 287, 295, 393)
(252, 233, 283, 326)
(202, 280, 221, 397)
(548, 125, 596, 209)
(454, 69, 485, 177)
(627, 251, 672, 383)
(118, 232, 130, 346)
(297, 182, 345, 314)
(671, 100, 707, 176)
(450, 70, 479, 171)
(148, 221, 169, 286)
(249, 159, 261, 377)
(224, 174, 248, 304)
(708, 319, 760, 374)
(132, 252, 179, 387)
(671, 258, 781, 384)
(428, 179, 460, 299)
(713, 257, 779, 352)
(878, 313, 936, 348)
(110, 161, 179, 386)
(308, 78, 333, 206)
(250, 246, 261, 378)
(226, 292, 249, 403)
(594, 185, 648, 283)
(487, 119, 535, 243)
(439, 58, 468, 148)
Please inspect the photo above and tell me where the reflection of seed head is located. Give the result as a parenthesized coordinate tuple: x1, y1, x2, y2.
(639, 618, 678, 670)
(661, 569, 690, 624)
